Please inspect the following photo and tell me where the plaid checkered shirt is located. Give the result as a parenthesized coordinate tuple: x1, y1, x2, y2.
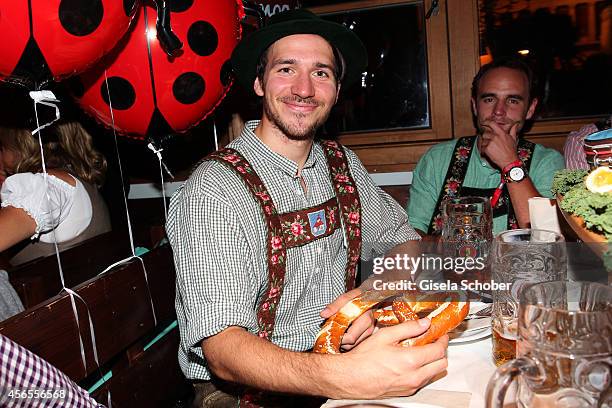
(0, 334, 103, 408)
(167, 121, 419, 380)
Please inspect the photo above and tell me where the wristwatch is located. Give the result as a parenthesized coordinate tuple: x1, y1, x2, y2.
(502, 160, 527, 183)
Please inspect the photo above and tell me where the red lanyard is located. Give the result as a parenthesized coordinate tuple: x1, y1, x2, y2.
(491, 180, 504, 207)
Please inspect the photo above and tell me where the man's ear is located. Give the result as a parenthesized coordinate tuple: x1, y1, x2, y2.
(471, 97, 477, 115)
(526, 97, 538, 120)
(254, 77, 264, 97)
(335, 83, 341, 104)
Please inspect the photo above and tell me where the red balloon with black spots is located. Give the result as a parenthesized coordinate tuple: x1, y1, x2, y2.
(73, 0, 244, 140)
(0, 0, 139, 89)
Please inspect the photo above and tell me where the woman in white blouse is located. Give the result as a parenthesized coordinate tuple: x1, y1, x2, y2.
(0, 122, 112, 266)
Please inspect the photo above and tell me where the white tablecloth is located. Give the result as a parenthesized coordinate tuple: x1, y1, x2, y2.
(429, 335, 497, 408)
(323, 334, 500, 408)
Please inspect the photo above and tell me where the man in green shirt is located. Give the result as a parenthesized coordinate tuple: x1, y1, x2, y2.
(408, 58, 564, 237)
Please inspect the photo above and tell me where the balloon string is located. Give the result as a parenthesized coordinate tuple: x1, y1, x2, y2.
(213, 119, 219, 151)
(146, 143, 174, 179)
(146, 143, 170, 223)
(30, 92, 105, 386)
(102, 70, 158, 326)
(103, 70, 135, 256)
(29, 90, 60, 135)
(98, 255, 157, 326)
(160, 163, 167, 222)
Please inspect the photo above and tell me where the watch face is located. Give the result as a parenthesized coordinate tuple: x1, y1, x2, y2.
(509, 166, 525, 181)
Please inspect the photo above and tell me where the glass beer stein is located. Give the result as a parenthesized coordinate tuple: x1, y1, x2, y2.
(490, 229, 566, 366)
(441, 196, 493, 261)
(486, 281, 612, 408)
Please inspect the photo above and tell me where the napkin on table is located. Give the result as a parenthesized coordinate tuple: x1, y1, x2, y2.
(528, 197, 562, 236)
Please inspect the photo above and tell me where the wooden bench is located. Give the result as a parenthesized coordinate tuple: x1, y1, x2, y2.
(6, 231, 133, 309)
(0, 243, 190, 407)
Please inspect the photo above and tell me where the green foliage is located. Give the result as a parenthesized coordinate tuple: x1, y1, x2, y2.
(551, 169, 588, 196)
(555, 170, 612, 240)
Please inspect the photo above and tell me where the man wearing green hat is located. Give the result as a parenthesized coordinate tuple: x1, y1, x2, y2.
(167, 9, 448, 407)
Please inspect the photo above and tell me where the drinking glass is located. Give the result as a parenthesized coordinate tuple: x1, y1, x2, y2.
(490, 229, 567, 366)
(486, 281, 612, 408)
(441, 196, 493, 261)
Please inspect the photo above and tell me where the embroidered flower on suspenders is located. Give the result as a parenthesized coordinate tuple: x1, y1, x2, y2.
(331, 164, 356, 194)
(344, 199, 362, 238)
(220, 153, 241, 164)
(518, 147, 531, 160)
(282, 215, 310, 242)
(270, 236, 283, 251)
(253, 186, 271, 203)
(326, 205, 338, 229)
(445, 177, 461, 196)
(432, 213, 444, 231)
(456, 145, 470, 160)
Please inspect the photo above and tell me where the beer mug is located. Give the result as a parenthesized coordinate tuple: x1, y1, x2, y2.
(486, 281, 612, 408)
(490, 229, 566, 366)
(441, 196, 493, 261)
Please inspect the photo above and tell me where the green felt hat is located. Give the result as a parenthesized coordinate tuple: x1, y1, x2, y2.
(231, 9, 367, 92)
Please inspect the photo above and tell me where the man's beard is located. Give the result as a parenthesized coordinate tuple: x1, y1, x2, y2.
(263, 95, 330, 141)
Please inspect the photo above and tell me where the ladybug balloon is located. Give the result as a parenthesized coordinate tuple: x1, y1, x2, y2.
(73, 0, 244, 139)
(0, 0, 140, 89)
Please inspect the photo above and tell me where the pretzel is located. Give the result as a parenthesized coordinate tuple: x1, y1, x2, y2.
(313, 290, 469, 354)
(373, 293, 450, 325)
